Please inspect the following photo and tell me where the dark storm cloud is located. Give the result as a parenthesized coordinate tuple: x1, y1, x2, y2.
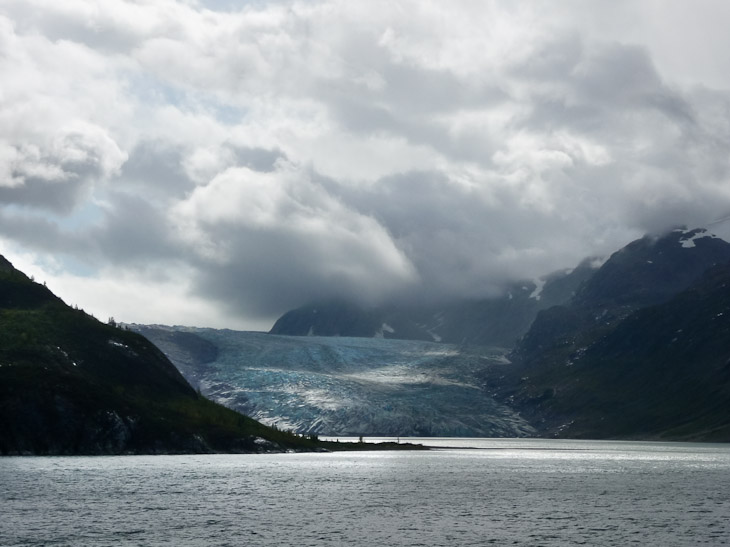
(4, 0, 730, 329)
(120, 141, 195, 199)
(191, 230, 380, 318)
(228, 145, 286, 173)
(321, 169, 609, 300)
(173, 163, 416, 319)
(514, 38, 686, 131)
(0, 192, 178, 272)
(0, 210, 87, 256)
(94, 192, 181, 265)
(314, 38, 507, 164)
(0, 129, 125, 214)
(0, 173, 89, 214)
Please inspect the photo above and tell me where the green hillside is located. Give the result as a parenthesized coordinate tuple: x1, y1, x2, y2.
(0, 256, 330, 454)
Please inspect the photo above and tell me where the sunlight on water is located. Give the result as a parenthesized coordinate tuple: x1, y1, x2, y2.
(2, 440, 729, 546)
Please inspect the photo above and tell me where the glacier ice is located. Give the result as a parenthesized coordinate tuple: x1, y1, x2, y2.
(140, 327, 535, 437)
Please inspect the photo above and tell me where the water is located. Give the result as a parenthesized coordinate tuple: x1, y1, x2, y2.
(2, 440, 729, 546)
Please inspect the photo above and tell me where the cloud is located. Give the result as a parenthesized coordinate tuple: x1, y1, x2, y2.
(172, 161, 418, 317)
(2, 0, 730, 328)
(0, 123, 127, 212)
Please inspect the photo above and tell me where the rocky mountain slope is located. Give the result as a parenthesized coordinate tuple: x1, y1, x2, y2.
(494, 228, 730, 441)
(0, 256, 327, 455)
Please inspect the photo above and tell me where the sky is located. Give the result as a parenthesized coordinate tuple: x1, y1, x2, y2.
(2, 0, 730, 330)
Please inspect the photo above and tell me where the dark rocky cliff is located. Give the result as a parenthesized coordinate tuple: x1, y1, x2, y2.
(494, 228, 730, 441)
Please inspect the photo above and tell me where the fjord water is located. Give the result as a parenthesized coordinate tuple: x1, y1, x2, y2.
(2, 440, 729, 546)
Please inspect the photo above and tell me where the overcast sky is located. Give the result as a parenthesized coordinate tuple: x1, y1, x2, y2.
(3, 0, 730, 330)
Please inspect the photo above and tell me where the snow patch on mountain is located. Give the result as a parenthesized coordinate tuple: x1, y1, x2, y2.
(588, 256, 607, 269)
(678, 228, 718, 248)
(423, 312, 446, 342)
(374, 322, 395, 338)
(529, 278, 546, 300)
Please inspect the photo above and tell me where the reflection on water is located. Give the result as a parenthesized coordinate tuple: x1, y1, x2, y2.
(2, 440, 729, 546)
(333, 436, 730, 464)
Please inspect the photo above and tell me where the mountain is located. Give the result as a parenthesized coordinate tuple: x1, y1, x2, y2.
(0, 256, 332, 455)
(495, 228, 730, 441)
(30, 225, 723, 444)
(132, 326, 534, 438)
(513, 228, 730, 364)
(258, 227, 730, 441)
(270, 262, 597, 347)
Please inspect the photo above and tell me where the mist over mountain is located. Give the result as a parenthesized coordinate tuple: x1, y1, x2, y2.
(6, 2, 730, 332)
(11, 225, 728, 450)
(270, 261, 598, 347)
(139, 227, 730, 441)
(6, 0, 730, 449)
(495, 228, 730, 441)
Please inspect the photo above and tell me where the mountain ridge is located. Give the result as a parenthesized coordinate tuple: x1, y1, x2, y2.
(170, 226, 730, 441)
(270, 260, 598, 347)
(11, 225, 728, 446)
(493, 227, 730, 441)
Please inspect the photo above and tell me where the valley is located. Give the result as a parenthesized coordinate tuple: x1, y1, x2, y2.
(136, 227, 730, 442)
(133, 327, 534, 437)
(4, 226, 730, 451)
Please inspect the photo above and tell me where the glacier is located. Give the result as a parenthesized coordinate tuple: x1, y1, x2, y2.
(135, 326, 535, 437)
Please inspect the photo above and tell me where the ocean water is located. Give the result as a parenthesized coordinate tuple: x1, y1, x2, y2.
(2, 439, 729, 546)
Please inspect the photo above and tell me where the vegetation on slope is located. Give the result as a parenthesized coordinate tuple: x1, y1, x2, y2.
(0, 256, 380, 454)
